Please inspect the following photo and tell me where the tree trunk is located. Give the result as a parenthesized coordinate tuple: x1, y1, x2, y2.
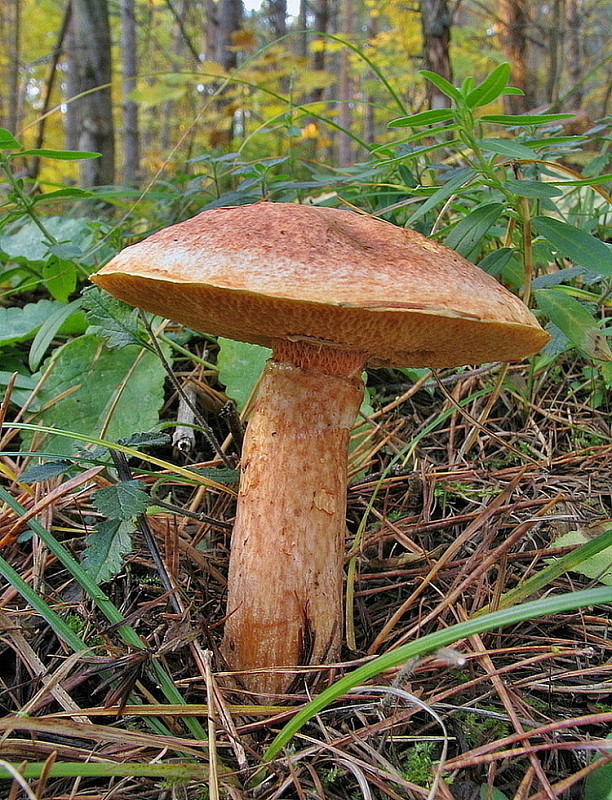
(420, 0, 453, 109)
(69, 0, 115, 186)
(546, 0, 565, 105)
(566, 0, 584, 107)
(6, 0, 22, 134)
(265, 0, 287, 40)
(498, 0, 534, 113)
(337, 0, 353, 166)
(120, 0, 140, 185)
(311, 0, 330, 102)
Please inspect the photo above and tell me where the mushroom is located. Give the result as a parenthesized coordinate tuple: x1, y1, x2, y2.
(92, 202, 549, 695)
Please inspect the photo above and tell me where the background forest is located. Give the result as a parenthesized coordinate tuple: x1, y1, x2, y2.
(0, 1, 611, 799)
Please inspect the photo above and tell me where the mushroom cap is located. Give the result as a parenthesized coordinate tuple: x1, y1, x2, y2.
(91, 203, 549, 368)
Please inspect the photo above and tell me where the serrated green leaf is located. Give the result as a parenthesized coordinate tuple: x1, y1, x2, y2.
(93, 480, 149, 521)
(23, 334, 169, 456)
(189, 466, 240, 485)
(0, 216, 95, 263)
(82, 286, 150, 350)
(19, 460, 74, 483)
(117, 431, 171, 449)
(217, 338, 272, 412)
(535, 289, 612, 361)
(480, 113, 575, 125)
(19, 148, 100, 160)
(532, 217, 612, 276)
(444, 202, 505, 259)
(505, 178, 563, 198)
(389, 109, 455, 128)
(466, 62, 511, 108)
(0, 128, 21, 149)
(419, 70, 462, 102)
(476, 138, 535, 159)
(29, 299, 83, 371)
(82, 518, 133, 584)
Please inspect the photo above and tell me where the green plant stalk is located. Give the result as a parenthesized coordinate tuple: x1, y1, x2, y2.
(0, 486, 207, 741)
(262, 586, 612, 763)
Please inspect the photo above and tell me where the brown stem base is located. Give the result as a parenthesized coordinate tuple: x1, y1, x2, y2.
(221, 356, 363, 695)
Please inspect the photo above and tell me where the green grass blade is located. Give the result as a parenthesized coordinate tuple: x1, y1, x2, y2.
(262, 586, 612, 763)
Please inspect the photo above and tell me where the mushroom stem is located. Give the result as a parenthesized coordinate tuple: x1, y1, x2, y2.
(222, 345, 365, 695)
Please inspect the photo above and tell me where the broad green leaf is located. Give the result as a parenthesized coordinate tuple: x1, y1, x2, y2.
(29, 298, 83, 371)
(407, 168, 476, 225)
(0, 370, 38, 410)
(118, 432, 171, 449)
(549, 527, 612, 586)
(584, 735, 612, 800)
(19, 148, 100, 160)
(217, 338, 271, 412)
(476, 138, 535, 159)
(532, 216, 612, 275)
(444, 202, 505, 260)
(82, 286, 150, 350)
(505, 178, 562, 198)
(535, 289, 612, 361)
(0, 128, 21, 149)
(42, 256, 77, 302)
(480, 786, 510, 800)
(478, 247, 515, 276)
(93, 480, 149, 521)
(0, 216, 96, 263)
(466, 63, 511, 108)
(24, 334, 169, 456)
(0, 300, 63, 346)
(479, 113, 575, 125)
(82, 518, 134, 584)
(389, 109, 455, 128)
(419, 70, 462, 102)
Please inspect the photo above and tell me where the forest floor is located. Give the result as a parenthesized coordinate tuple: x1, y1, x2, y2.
(1, 355, 611, 799)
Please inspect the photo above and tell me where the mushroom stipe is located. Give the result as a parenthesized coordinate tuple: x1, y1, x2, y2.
(92, 202, 550, 696)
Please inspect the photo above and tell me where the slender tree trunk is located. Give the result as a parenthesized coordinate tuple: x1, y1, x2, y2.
(337, 0, 353, 166)
(6, 0, 22, 134)
(204, 0, 243, 147)
(64, 18, 79, 151)
(120, 0, 140, 185)
(498, 0, 534, 113)
(566, 0, 584, 106)
(420, 0, 453, 110)
(311, 0, 330, 102)
(266, 0, 287, 40)
(546, 0, 565, 105)
(69, 0, 115, 186)
(297, 0, 308, 59)
(363, 12, 378, 145)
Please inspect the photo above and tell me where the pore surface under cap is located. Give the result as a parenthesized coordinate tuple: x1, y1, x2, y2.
(92, 203, 549, 368)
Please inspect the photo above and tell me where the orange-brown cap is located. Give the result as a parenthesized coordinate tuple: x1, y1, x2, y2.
(91, 203, 549, 368)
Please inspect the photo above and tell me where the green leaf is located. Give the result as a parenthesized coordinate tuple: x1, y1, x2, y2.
(29, 299, 83, 371)
(42, 256, 77, 302)
(117, 431, 171, 449)
(82, 518, 134, 584)
(532, 216, 612, 276)
(444, 202, 505, 260)
(24, 334, 169, 456)
(0, 216, 95, 263)
(407, 168, 476, 225)
(217, 338, 272, 412)
(389, 109, 455, 128)
(549, 526, 612, 585)
(18, 148, 100, 160)
(505, 178, 563, 198)
(0, 300, 63, 346)
(20, 460, 75, 483)
(476, 138, 535, 159)
(82, 286, 150, 350)
(419, 70, 462, 102)
(478, 247, 515, 276)
(466, 63, 511, 108)
(479, 113, 575, 125)
(584, 735, 612, 800)
(535, 289, 612, 361)
(93, 480, 149, 521)
(0, 128, 21, 149)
